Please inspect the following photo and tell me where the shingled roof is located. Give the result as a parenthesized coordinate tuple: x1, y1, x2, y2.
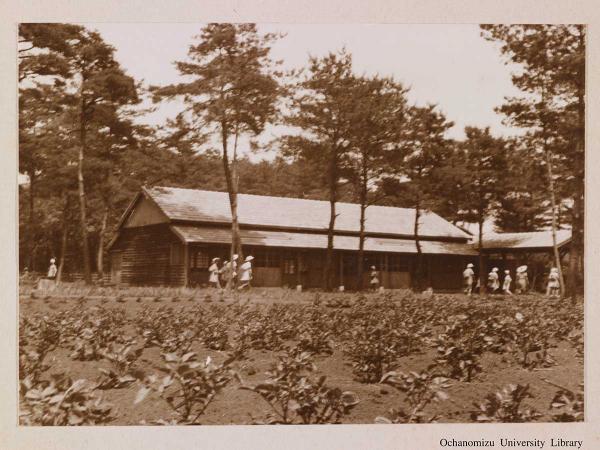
(478, 230, 572, 250)
(143, 186, 471, 240)
(171, 225, 477, 255)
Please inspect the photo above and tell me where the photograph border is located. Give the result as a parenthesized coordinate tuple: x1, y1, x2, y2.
(1, 1, 598, 448)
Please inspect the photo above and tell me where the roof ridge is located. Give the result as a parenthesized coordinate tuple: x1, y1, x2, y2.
(151, 185, 420, 213)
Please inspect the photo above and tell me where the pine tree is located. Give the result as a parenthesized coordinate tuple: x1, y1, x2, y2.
(459, 127, 506, 294)
(152, 24, 283, 287)
(281, 50, 357, 290)
(19, 23, 84, 272)
(64, 29, 139, 284)
(494, 139, 550, 232)
(346, 75, 407, 289)
(403, 105, 454, 290)
(481, 24, 585, 297)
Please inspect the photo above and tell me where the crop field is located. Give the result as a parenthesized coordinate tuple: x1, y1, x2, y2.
(18, 285, 584, 425)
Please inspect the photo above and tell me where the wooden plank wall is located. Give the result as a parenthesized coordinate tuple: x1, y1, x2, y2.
(110, 224, 185, 286)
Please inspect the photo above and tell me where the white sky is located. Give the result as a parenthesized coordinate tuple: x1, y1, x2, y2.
(87, 23, 523, 153)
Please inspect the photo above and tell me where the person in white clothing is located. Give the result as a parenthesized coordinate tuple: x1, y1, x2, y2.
(47, 258, 57, 280)
(488, 267, 500, 293)
(515, 265, 528, 294)
(238, 255, 254, 290)
(463, 263, 475, 296)
(369, 266, 380, 291)
(502, 270, 513, 296)
(547, 267, 560, 298)
(208, 257, 221, 288)
(222, 254, 239, 290)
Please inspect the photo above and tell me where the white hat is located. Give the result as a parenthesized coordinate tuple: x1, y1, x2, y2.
(371, 266, 376, 270)
(504, 270, 510, 274)
(517, 265, 527, 273)
(211, 257, 220, 263)
(50, 258, 56, 264)
(492, 267, 498, 272)
(467, 263, 474, 268)
(232, 254, 239, 260)
(245, 255, 254, 262)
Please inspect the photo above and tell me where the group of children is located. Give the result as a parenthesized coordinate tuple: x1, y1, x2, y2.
(208, 254, 254, 290)
(462, 263, 561, 298)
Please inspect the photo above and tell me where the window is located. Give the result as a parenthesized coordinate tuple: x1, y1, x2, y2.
(190, 249, 210, 269)
(170, 243, 183, 265)
(253, 248, 281, 268)
(388, 255, 410, 272)
(283, 259, 296, 274)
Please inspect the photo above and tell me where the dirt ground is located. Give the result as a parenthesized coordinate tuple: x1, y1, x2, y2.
(18, 289, 583, 425)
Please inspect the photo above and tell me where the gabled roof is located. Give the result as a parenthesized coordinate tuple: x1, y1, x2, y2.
(142, 186, 471, 240)
(478, 230, 572, 250)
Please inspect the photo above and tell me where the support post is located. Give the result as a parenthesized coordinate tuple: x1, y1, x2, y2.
(183, 243, 189, 287)
(384, 253, 389, 289)
(296, 251, 301, 287)
(339, 252, 344, 289)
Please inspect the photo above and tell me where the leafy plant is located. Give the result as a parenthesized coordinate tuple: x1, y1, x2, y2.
(19, 315, 61, 383)
(344, 322, 401, 383)
(97, 340, 143, 389)
(550, 386, 584, 422)
(508, 312, 555, 369)
(135, 352, 233, 424)
(239, 347, 359, 424)
(376, 370, 452, 423)
(199, 317, 229, 350)
(470, 384, 541, 422)
(20, 374, 113, 425)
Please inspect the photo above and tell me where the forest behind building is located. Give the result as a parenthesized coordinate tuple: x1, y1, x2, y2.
(18, 23, 584, 294)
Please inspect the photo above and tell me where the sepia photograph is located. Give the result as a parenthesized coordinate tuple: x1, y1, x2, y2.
(17, 22, 585, 427)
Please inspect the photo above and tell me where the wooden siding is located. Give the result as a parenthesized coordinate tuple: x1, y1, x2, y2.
(429, 255, 469, 290)
(254, 268, 282, 287)
(124, 196, 169, 228)
(110, 224, 185, 286)
(110, 225, 473, 290)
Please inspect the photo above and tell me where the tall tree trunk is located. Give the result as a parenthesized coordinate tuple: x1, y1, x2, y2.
(567, 33, 585, 299)
(413, 196, 423, 292)
(220, 122, 242, 290)
(27, 172, 36, 271)
(356, 167, 367, 291)
(325, 151, 338, 291)
(231, 128, 243, 259)
(78, 96, 92, 285)
(545, 149, 566, 297)
(478, 216, 486, 295)
(96, 205, 109, 283)
(56, 193, 69, 284)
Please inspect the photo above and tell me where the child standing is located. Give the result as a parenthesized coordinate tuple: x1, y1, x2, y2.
(238, 255, 254, 290)
(222, 254, 239, 290)
(488, 267, 500, 293)
(369, 266, 380, 291)
(547, 267, 561, 298)
(208, 257, 221, 288)
(47, 258, 57, 280)
(515, 265, 528, 294)
(502, 270, 513, 296)
(463, 263, 475, 296)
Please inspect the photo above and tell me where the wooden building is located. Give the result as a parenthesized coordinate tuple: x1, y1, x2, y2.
(477, 230, 572, 291)
(108, 186, 477, 290)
